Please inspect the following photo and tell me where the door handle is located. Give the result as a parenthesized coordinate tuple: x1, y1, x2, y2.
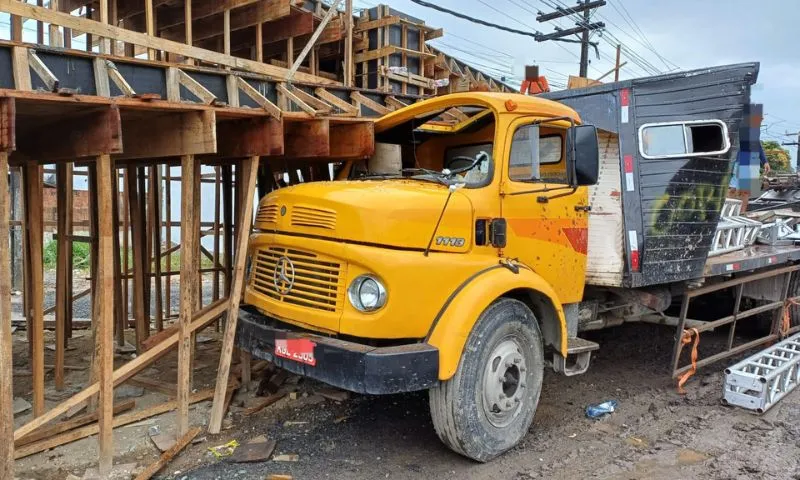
(574, 205, 592, 212)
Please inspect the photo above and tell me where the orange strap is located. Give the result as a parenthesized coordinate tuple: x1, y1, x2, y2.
(781, 298, 800, 337)
(677, 328, 700, 394)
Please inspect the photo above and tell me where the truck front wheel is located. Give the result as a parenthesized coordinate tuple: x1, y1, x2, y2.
(429, 298, 544, 462)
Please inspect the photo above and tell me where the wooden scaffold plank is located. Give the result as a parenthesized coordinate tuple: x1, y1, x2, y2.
(54, 162, 74, 391)
(23, 162, 45, 417)
(208, 155, 259, 434)
(177, 154, 200, 436)
(0, 150, 14, 480)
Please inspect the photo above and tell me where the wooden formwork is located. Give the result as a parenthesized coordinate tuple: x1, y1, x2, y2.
(0, 1, 428, 476)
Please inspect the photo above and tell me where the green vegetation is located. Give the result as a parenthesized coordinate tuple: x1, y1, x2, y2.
(762, 140, 794, 173)
(43, 239, 91, 271)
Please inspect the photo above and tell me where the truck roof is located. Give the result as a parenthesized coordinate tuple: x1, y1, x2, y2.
(374, 92, 582, 135)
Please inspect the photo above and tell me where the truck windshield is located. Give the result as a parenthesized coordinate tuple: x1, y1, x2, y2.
(356, 105, 496, 188)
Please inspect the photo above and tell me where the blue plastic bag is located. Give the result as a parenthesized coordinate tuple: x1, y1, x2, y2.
(586, 400, 618, 419)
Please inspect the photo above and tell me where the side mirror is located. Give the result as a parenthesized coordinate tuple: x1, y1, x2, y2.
(567, 125, 600, 186)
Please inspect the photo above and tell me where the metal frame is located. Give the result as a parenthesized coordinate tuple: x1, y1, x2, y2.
(671, 263, 800, 378)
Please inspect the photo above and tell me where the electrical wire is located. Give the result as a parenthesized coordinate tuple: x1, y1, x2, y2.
(408, 0, 544, 39)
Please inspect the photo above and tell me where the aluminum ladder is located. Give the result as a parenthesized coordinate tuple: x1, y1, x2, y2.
(723, 332, 800, 413)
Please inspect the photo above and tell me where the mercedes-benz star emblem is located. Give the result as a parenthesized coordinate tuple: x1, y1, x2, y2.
(273, 256, 295, 295)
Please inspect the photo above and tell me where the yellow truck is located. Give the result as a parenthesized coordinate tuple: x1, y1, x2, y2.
(237, 64, 800, 461)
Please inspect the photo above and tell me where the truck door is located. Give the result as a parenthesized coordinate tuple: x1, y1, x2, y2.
(499, 118, 590, 304)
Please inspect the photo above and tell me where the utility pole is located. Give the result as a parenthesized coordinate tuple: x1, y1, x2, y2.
(783, 132, 800, 172)
(537, 0, 606, 77)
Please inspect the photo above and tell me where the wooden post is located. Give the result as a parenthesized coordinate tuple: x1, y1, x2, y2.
(222, 166, 233, 297)
(95, 154, 116, 474)
(344, 0, 353, 87)
(99, 0, 110, 54)
(112, 170, 125, 346)
(55, 162, 73, 390)
(23, 163, 45, 418)
(255, 23, 263, 62)
(185, 0, 193, 65)
(0, 152, 14, 479)
(149, 166, 163, 331)
(223, 9, 231, 56)
(614, 44, 621, 82)
(145, 0, 156, 60)
(122, 170, 129, 329)
(127, 168, 149, 351)
(109, 0, 118, 55)
(177, 155, 199, 436)
(208, 156, 259, 434)
(49, 0, 63, 47)
(286, 0, 342, 82)
(163, 165, 172, 319)
(212, 167, 221, 302)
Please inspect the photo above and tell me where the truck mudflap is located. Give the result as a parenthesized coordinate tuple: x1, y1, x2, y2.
(235, 306, 440, 394)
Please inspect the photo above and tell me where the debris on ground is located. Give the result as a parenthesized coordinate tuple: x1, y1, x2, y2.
(12, 397, 32, 416)
(208, 440, 239, 458)
(272, 454, 300, 462)
(585, 400, 618, 419)
(316, 388, 349, 403)
(148, 426, 176, 452)
(227, 436, 277, 463)
(135, 427, 202, 480)
(81, 462, 138, 480)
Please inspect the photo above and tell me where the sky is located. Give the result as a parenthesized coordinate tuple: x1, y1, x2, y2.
(365, 0, 800, 167)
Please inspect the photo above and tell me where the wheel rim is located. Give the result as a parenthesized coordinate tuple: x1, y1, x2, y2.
(482, 337, 527, 428)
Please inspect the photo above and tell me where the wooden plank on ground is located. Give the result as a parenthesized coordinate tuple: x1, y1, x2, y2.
(135, 426, 201, 480)
(208, 155, 259, 434)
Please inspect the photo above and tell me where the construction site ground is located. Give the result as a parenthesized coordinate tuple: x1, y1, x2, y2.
(11, 284, 800, 479)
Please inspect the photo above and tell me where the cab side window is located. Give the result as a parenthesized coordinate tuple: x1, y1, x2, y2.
(508, 124, 567, 183)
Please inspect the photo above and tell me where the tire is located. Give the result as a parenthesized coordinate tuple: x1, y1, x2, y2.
(429, 298, 544, 462)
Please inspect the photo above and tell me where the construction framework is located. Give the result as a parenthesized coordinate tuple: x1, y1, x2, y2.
(0, 0, 447, 476)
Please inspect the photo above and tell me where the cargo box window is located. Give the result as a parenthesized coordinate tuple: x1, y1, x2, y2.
(638, 120, 729, 159)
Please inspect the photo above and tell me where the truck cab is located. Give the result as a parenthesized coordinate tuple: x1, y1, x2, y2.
(239, 92, 599, 461)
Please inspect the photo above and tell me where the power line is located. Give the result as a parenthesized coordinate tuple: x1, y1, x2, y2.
(408, 0, 544, 39)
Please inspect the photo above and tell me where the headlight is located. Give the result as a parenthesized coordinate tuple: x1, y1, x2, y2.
(348, 275, 387, 312)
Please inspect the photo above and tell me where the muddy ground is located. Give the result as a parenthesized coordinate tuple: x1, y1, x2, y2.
(9, 276, 800, 480)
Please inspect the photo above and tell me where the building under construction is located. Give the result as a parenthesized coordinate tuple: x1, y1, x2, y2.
(0, 0, 516, 477)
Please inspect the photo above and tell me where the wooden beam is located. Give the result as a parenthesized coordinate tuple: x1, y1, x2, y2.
(354, 45, 436, 64)
(12, 299, 229, 442)
(384, 95, 408, 111)
(255, 22, 263, 62)
(223, 8, 231, 56)
(176, 69, 217, 104)
(23, 163, 45, 418)
(11, 46, 32, 91)
(329, 121, 375, 159)
(149, 166, 163, 332)
(279, 119, 330, 158)
(208, 155, 258, 434)
(184, 0, 192, 65)
(0, 151, 13, 480)
(145, 0, 155, 59)
(177, 154, 199, 436)
(93, 58, 111, 97)
(216, 117, 284, 157)
(277, 84, 317, 116)
(286, 0, 341, 82)
(54, 162, 73, 391)
(344, 0, 353, 88)
(314, 88, 358, 114)
(27, 50, 59, 91)
(126, 168, 148, 350)
(16, 107, 123, 161)
(354, 15, 400, 32)
(94, 154, 116, 475)
(135, 427, 201, 480)
(15, 400, 135, 448)
(118, 111, 216, 160)
(287, 87, 332, 113)
(0, 98, 15, 153)
(236, 77, 282, 119)
(0, 1, 335, 85)
(156, 0, 262, 29)
(107, 61, 136, 96)
(161, 0, 290, 44)
(350, 91, 390, 116)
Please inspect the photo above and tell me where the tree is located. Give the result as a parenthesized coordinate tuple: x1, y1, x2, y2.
(762, 140, 794, 173)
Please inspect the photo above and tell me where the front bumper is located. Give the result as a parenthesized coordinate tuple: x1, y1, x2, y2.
(236, 306, 440, 394)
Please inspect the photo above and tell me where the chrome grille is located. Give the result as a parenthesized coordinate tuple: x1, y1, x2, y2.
(256, 204, 279, 224)
(291, 205, 337, 230)
(251, 247, 343, 313)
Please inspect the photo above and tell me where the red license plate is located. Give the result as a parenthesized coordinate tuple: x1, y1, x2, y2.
(275, 338, 317, 366)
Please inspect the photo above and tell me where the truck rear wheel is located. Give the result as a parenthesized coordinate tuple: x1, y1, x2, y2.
(429, 298, 544, 462)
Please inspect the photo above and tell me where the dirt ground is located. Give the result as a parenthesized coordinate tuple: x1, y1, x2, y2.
(12, 313, 800, 480)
